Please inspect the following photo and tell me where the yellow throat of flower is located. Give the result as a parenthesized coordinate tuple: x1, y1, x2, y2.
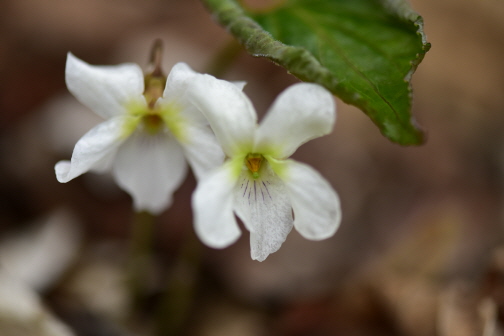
(122, 40, 186, 140)
(140, 70, 167, 135)
(245, 153, 264, 179)
(142, 113, 163, 135)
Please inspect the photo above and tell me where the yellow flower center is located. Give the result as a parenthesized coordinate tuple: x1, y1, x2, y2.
(142, 113, 164, 135)
(120, 40, 187, 141)
(245, 153, 264, 179)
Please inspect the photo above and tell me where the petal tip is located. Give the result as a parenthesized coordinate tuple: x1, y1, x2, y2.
(65, 52, 85, 72)
(196, 229, 241, 249)
(132, 197, 173, 216)
(55, 161, 71, 183)
(251, 251, 268, 262)
(298, 207, 342, 241)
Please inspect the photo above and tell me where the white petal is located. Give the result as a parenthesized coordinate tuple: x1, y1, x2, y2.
(232, 81, 247, 90)
(255, 83, 335, 158)
(164, 62, 246, 97)
(233, 162, 293, 261)
(180, 124, 225, 181)
(281, 160, 341, 240)
(188, 74, 257, 156)
(159, 62, 206, 125)
(192, 162, 241, 249)
(112, 132, 188, 214)
(163, 63, 198, 97)
(66, 52, 145, 119)
(55, 116, 128, 183)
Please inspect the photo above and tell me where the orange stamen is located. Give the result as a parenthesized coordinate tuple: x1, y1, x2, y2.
(245, 154, 263, 179)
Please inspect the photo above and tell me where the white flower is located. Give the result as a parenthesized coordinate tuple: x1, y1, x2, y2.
(190, 80, 341, 261)
(55, 53, 225, 214)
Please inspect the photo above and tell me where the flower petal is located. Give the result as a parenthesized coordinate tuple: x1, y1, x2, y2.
(255, 83, 335, 158)
(66, 52, 145, 119)
(55, 116, 128, 183)
(232, 81, 247, 90)
(188, 74, 257, 156)
(112, 132, 187, 214)
(163, 63, 198, 97)
(161, 64, 249, 136)
(180, 124, 225, 181)
(192, 162, 241, 249)
(233, 162, 293, 261)
(280, 160, 341, 240)
(161, 62, 207, 124)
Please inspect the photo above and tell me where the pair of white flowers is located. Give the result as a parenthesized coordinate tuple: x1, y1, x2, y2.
(56, 53, 341, 261)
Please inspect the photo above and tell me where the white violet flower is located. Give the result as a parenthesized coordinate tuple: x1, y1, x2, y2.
(190, 80, 341, 261)
(55, 52, 227, 214)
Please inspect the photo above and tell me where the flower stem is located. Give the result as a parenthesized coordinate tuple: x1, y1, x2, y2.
(154, 230, 202, 336)
(128, 210, 156, 310)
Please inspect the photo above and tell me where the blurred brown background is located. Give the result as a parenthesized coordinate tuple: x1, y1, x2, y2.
(1, 0, 504, 335)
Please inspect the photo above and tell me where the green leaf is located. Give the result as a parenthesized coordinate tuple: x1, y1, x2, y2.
(202, 0, 430, 145)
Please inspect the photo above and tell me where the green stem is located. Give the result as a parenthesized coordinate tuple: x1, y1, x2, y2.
(154, 230, 202, 336)
(128, 210, 156, 310)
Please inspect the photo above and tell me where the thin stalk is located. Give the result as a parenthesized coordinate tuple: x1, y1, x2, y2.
(154, 230, 202, 336)
(128, 210, 156, 310)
